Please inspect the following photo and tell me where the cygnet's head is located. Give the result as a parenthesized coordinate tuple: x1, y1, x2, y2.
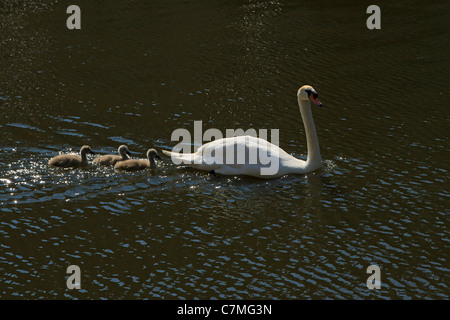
(80, 145, 95, 155)
(118, 145, 131, 156)
(147, 148, 161, 160)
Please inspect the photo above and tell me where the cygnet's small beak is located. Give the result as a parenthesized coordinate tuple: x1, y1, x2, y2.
(155, 154, 161, 160)
(126, 151, 132, 156)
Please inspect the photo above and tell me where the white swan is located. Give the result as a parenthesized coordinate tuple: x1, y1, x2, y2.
(162, 85, 323, 179)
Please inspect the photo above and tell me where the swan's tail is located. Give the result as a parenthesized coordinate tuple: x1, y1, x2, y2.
(162, 150, 196, 165)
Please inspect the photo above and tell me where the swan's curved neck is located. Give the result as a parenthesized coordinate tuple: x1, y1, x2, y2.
(298, 99, 321, 170)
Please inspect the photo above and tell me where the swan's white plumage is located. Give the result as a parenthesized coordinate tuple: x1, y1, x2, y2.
(163, 85, 323, 179)
(163, 136, 306, 178)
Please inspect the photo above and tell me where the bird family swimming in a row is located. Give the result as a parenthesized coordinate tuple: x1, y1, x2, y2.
(48, 85, 324, 178)
(48, 145, 161, 171)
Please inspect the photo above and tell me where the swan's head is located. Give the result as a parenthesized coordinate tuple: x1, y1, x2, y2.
(118, 145, 131, 157)
(298, 85, 323, 107)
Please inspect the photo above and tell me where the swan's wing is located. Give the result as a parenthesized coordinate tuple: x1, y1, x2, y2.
(198, 135, 298, 177)
(165, 135, 297, 176)
(197, 135, 290, 165)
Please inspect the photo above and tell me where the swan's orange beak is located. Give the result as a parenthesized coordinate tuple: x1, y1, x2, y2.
(309, 94, 323, 107)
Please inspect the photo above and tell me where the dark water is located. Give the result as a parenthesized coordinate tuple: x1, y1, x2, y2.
(0, 0, 449, 299)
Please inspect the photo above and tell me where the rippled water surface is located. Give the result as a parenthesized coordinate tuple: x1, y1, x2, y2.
(0, 0, 449, 299)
